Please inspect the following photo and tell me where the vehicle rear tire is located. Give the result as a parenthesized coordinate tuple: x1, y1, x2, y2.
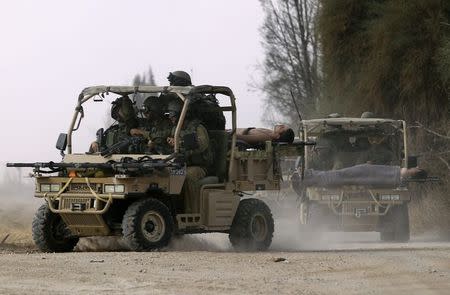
(229, 198, 274, 251)
(32, 203, 79, 252)
(379, 204, 410, 242)
(122, 198, 173, 251)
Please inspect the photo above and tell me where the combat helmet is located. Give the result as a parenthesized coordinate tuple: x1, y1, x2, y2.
(167, 71, 192, 86)
(111, 96, 136, 123)
(165, 98, 183, 119)
(327, 113, 342, 118)
(361, 111, 375, 118)
(143, 96, 164, 116)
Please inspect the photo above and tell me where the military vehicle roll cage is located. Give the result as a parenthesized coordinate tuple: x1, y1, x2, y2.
(300, 117, 409, 169)
(297, 117, 413, 241)
(67, 85, 237, 174)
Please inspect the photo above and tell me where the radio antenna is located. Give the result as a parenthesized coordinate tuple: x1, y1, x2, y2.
(290, 89, 303, 122)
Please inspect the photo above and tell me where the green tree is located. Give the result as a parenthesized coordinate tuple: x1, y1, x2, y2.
(318, 0, 449, 122)
(318, 0, 450, 236)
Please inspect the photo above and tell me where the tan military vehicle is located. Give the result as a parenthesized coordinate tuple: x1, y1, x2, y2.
(295, 117, 412, 241)
(8, 85, 304, 252)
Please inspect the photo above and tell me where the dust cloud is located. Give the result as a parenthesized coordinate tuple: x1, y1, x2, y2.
(1, 165, 448, 251)
(0, 166, 39, 246)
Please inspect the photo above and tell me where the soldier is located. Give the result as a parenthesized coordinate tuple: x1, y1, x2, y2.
(130, 96, 173, 154)
(166, 99, 212, 213)
(357, 133, 395, 165)
(89, 96, 138, 153)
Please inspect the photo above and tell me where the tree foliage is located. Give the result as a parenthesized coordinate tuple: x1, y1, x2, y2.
(132, 66, 156, 109)
(318, 0, 449, 122)
(259, 0, 322, 123)
(318, 0, 450, 235)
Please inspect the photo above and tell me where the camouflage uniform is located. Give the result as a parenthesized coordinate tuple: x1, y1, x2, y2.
(90, 96, 138, 153)
(176, 119, 212, 213)
(357, 143, 394, 165)
(140, 119, 173, 154)
(134, 95, 174, 154)
(103, 124, 132, 151)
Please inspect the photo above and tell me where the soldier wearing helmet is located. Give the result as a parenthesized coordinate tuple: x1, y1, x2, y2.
(89, 96, 139, 153)
(130, 96, 172, 154)
(166, 98, 212, 213)
(357, 129, 395, 165)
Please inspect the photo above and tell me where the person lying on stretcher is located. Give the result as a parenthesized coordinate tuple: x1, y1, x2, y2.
(291, 164, 426, 191)
(234, 125, 295, 145)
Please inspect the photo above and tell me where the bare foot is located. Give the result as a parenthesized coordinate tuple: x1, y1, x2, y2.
(400, 167, 424, 178)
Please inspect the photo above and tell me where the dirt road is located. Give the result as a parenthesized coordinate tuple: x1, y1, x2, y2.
(0, 233, 449, 295)
(0, 197, 448, 294)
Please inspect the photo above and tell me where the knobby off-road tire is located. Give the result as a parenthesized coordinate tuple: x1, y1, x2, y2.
(380, 204, 410, 242)
(229, 198, 274, 251)
(32, 203, 79, 252)
(122, 198, 174, 251)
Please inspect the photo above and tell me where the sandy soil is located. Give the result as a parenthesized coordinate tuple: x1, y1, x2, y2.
(0, 185, 448, 294)
(0, 233, 449, 295)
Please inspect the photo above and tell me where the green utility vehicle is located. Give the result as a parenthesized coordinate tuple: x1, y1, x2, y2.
(295, 117, 412, 241)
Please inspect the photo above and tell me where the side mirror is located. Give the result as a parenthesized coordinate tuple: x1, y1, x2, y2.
(56, 133, 67, 151)
(407, 155, 418, 168)
(183, 133, 199, 151)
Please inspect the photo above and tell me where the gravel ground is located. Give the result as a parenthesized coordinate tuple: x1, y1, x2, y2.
(0, 234, 449, 295)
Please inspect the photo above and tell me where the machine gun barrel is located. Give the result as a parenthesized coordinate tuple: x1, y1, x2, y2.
(6, 163, 38, 168)
(6, 160, 172, 173)
(7, 162, 113, 170)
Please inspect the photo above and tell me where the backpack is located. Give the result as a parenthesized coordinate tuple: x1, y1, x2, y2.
(188, 93, 226, 130)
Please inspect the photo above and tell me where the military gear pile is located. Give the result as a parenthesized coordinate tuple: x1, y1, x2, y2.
(188, 94, 226, 130)
(177, 119, 212, 168)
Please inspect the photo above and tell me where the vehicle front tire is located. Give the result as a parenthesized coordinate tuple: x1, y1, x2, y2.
(229, 198, 274, 251)
(379, 204, 410, 242)
(122, 198, 174, 251)
(32, 203, 79, 252)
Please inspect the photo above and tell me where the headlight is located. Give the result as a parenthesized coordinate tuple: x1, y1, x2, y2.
(104, 185, 115, 193)
(391, 195, 400, 201)
(50, 184, 61, 192)
(115, 185, 125, 193)
(40, 183, 61, 192)
(104, 184, 125, 193)
(40, 184, 51, 192)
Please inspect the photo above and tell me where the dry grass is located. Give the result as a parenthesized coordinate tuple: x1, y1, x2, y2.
(410, 184, 450, 239)
(0, 205, 35, 247)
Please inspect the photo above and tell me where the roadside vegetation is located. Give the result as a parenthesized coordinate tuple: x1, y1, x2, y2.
(259, 0, 450, 237)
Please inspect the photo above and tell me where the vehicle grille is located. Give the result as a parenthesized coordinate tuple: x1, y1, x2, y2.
(68, 183, 99, 193)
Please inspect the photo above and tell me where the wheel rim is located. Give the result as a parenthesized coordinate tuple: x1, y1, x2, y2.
(251, 214, 268, 241)
(141, 211, 166, 243)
